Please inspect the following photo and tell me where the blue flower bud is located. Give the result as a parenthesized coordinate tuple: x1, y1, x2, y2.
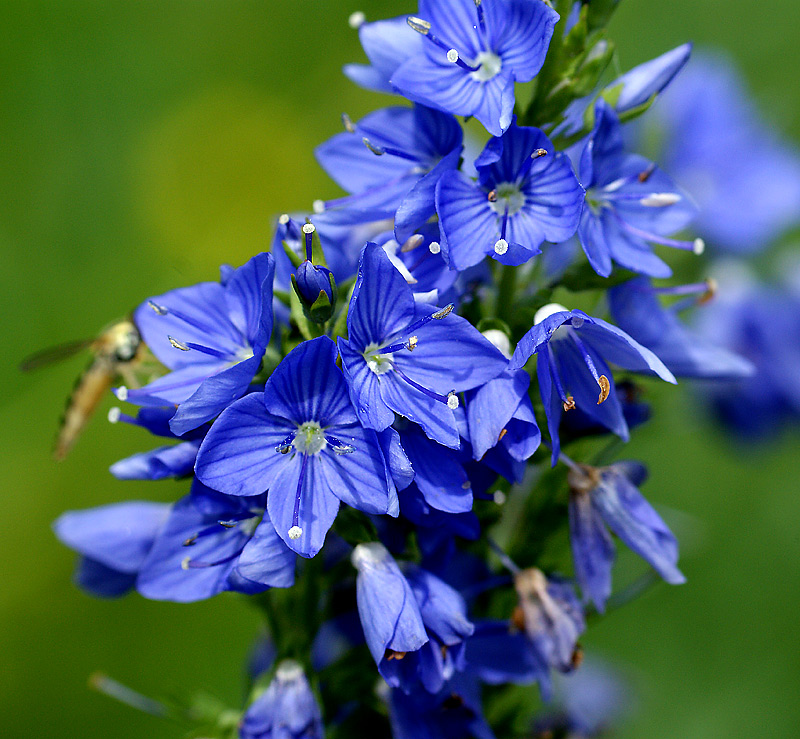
(295, 260, 334, 305)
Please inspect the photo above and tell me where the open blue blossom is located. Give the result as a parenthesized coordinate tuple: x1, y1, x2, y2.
(391, 0, 559, 136)
(107, 406, 208, 481)
(338, 243, 506, 448)
(509, 303, 676, 465)
(578, 100, 700, 278)
(566, 460, 685, 612)
(54, 501, 169, 598)
(122, 252, 275, 435)
(315, 104, 463, 242)
(655, 53, 800, 253)
(137, 481, 295, 603)
(607, 277, 754, 379)
(196, 336, 397, 557)
(437, 122, 583, 270)
(513, 568, 585, 673)
(240, 660, 324, 739)
(466, 369, 540, 462)
(352, 543, 474, 694)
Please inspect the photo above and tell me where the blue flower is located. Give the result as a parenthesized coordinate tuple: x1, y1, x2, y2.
(136, 481, 295, 603)
(53, 501, 169, 598)
(513, 568, 585, 673)
(509, 303, 676, 465)
(566, 460, 685, 612)
(436, 122, 583, 270)
(390, 0, 559, 136)
(352, 543, 475, 694)
(196, 336, 397, 558)
(107, 406, 208, 481)
(466, 369, 541, 462)
(655, 53, 800, 254)
(338, 243, 507, 448)
(122, 252, 275, 435)
(315, 104, 463, 243)
(607, 277, 755, 379)
(578, 100, 700, 278)
(343, 15, 423, 93)
(239, 660, 324, 739)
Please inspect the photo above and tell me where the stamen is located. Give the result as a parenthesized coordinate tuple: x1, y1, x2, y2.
(116, 385, 128, 401)
(361, 137, 421, 163)
(498, 428, 508, 441)
(147, 300, 168, 316)
(516, 148, 547, 181)
(168, 336, 190, 351)
(348, 11, 366, 29)
(275, 432, 296, 454)
(568, 331, 611, 405)
(613, 213, 705, 254)
(326, 435, 356, 455)
(184, 342, 234, 361)
(429, 241, 441, 255)
(341, 112, 356, 133)
(639, 193, 681, 207)
(312, 199, 325, 214)
(302, 222, 315, 262)
(499, 204, 510, 241)
(154, 304, 226, 340)
(107, 407, 121, 424)
(290, 453, 310, 536)
(406, 16, 478, 71)
(406, 16, 431, 34)
(597, 375, 611, 405)
(278, 213, 290, 225)
(385, 649, 407, 661)
(638, 163, 656, 183)
(474, 0, 487, 37)
(407, 335, 418, 351)
(487, 190, 498, 202)
(447, 392, 460, 410)
(394, 365, 457, 407)
(545, 345, 574, 410)
(446, 48, 480, 72)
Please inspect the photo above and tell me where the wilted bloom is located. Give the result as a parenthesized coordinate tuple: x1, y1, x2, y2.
(338, 243, 506, 448)
(509, 303, 676, 464)
(239, 660, 324, 739)
(437, 121, 583, 270)
(567, 460, 685, 612)
(54, 501, 169, 598)
(196, 336, 397, 557)
(513, 568, 585, 674)
(122, 252, 275, 435)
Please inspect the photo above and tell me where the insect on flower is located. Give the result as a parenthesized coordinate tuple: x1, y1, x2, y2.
(20, 319, 147, 460)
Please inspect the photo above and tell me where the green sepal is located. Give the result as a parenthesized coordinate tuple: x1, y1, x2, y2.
(281, 239, 303, 270)
(289, 281, 315, 340)
(290, 271, 337, 326)
(332, 505, 380, 547)
(330, 280, 355, 341)
(617, 91, 658, 124)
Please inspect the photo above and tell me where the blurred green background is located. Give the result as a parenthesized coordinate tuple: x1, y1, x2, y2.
(1, 1, 799, 737)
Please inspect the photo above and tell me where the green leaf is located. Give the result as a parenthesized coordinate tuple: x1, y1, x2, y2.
(281, 239, 303, 269)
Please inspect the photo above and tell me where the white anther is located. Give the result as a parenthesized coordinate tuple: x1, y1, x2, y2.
(278, 213, 290, 225)
(461, 480, 471, 490)
(428, 241, 441, 255)
(107, 407, 121, 424)
(148, 300, 168, 315)
(432, 304, 454, 319)
(407, 16, 431, 35)
(446, 49, 460, 64)
(640, 193, 681, 207)
(693, 238, 705, 255)
(447, 392, 460, 410)
(288, 526, 303, 540)
(312, 199, 325, 214)
(168, 336, 190, 351)
(116, 385, 128, 401)
(533, 303, 569, 325)
(493, 490, 507, 506)
(401, 234, 425, 253)
(302, 223, 316, 234)
(494, 239, 509, 255)
(348, 11, 366, 29)
(181, 556, 191, 570)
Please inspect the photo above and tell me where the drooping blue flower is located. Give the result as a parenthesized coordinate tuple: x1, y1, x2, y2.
(513, 568, 585, 673)
(607, 277, 755, 379)
(390, 0, 559, 137)
(436, 122, 584, 270)
(351, 542, 429, 686)
(239, 660, 324, 739)
(655, 53, 800, 254)
(136, 481, 295, 603)
(578, 100, 700, 278)
(566, 460, 685, 612)
(122, 252, 275, 435)
(466, 369, 540, 462)
(509, 303, 676, 465)
(338, 243, 507, 448)
(196, 336, 397, 558)
(107, 406, 208, 481)
(315, 104, 463, 243)
(53, 501, 170, 598)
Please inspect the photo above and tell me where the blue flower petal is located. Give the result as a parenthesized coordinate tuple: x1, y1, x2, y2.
(223, 252, 275, 348)
(110, 440, 200, 480)
(569, 491, 615, 612)
(236, 517, 296, 588)
(338, 338, 397, 431)
(497, 0, 559, 81)
(611, 42, 692, 113)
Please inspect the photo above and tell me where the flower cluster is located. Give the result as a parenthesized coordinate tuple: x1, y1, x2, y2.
(51, 2, 800, 738)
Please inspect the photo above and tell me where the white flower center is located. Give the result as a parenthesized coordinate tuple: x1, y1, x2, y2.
(470, 51, 502, 82)
(363, 343, 394, 375)
(489, 183, 525, 216)
(292, 421, 327, 455)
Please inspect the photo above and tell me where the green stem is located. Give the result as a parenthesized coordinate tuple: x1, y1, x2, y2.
(495, 263, 518, 323)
